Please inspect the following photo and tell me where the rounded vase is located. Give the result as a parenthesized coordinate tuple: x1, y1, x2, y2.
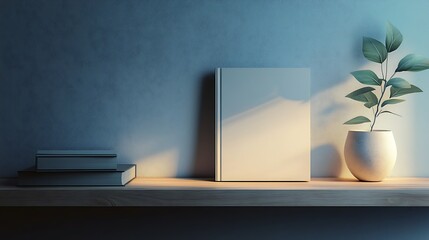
(344, 130, 397, 182)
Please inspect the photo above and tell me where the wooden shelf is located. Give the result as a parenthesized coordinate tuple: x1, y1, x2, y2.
(1, 178, 429, 206)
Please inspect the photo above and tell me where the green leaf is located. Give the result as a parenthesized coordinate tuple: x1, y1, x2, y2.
(396, 54, 429, 72)
(379, 111, 402, 117)
(351, 70, 382, 85)
(381, 99, 405, 107)
(344, 116, 371, 125)
(363, 37, 387, 63)
(385, 22, 403, 52)
(390, 84, 423, 97)
(386, 78, 411, 88)
(346, 87, 376, 102)
(363, 92, 378, 108)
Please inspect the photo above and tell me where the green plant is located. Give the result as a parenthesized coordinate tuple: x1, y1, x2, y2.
(345, 23, 429, 131)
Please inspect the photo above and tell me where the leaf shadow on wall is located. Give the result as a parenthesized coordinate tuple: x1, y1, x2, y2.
(192, 72, 215, 178)
(311, 78, 359, 178)
(310, 63, 418, 178)
(189, 66, 418, 179)
(311, 144, 342, 178)
(191, 70, 348, 179)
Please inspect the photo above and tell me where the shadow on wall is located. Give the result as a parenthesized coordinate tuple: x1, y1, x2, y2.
(311, 62, 417, 178)
(311, 73, 382, 178)
(192, 72, 215, 178)
(311, 78, 357, 178)
(190, 70, 361, 179)
(311, 144, 342, 178)
(119, 72, 215, 178)
(133, 66, 418, 178)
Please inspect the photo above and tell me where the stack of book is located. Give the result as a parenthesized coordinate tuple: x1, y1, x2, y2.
(18, 150, 136, 186)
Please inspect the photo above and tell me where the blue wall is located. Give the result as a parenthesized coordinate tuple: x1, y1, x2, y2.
(2, 0, 429, 239)
(1, 0, 429, 178)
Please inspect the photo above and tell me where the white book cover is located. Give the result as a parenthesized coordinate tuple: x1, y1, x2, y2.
(215, 68, 310, 181)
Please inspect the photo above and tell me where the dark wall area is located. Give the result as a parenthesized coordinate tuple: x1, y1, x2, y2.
(1, 207, 429, 240)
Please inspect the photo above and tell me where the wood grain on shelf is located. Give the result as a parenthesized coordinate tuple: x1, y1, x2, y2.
(1, 178, 429, 206)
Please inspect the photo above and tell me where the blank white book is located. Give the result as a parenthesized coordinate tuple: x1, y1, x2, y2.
(215, 68, 310, 181)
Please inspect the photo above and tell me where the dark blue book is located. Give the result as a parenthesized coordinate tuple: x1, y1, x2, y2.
(36, 157, 118, 171)
(18, 164, 136, 186)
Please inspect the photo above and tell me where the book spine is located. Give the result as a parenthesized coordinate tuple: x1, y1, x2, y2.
(215, 68, 222, 181)
(36, 150, 116, 157)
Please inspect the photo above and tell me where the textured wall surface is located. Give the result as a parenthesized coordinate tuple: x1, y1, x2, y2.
(2, 1, 429, 239)
(1, 0, 429, 179)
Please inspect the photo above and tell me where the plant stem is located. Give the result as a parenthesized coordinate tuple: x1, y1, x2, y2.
(385, 56, 389, 81)
(370, 56, 396, 131)
(370, 81, 387, 131)
(389, 72, 396, 80)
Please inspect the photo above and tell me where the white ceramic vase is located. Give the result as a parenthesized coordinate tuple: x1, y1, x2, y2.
(344, 130, 397, 182)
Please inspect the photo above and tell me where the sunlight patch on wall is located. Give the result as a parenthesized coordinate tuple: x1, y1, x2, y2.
(135, 148, 179, 177)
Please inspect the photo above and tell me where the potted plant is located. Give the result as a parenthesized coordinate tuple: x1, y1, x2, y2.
(344, 23, 429, 181)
